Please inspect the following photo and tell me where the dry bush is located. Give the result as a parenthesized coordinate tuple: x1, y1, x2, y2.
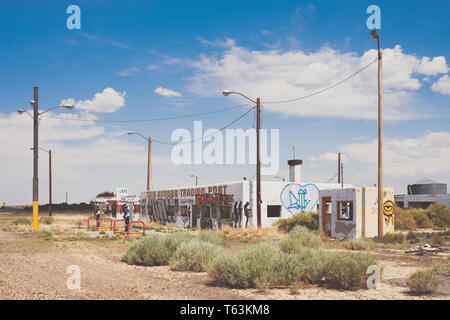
(344, 238, 374, 251)
(278, 226, 322, 252)
(196, 230, 223, 245)
(323, 252, 377, 290)
(170, 240, 224, 272)
(394, 207, 417, 230)
(217, 225, 282, 242)
(273, 211, 319, 233)
(406, 269, 442, 294)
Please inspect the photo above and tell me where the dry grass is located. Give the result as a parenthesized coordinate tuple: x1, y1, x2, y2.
(216, 225, 283, 242)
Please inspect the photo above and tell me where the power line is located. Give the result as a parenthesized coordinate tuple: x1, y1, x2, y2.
(40, 104, 249, 123)
(151, 106, 256, 145)
(262, 57, 377, 104)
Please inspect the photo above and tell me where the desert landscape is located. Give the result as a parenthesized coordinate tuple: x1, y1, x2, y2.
(0, 211, 448, 300)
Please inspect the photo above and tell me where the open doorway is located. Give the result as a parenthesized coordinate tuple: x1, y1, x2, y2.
(321, 197, 331, 235)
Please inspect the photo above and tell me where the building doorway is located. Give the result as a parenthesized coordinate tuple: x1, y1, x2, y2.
(321, 197, 331, 234)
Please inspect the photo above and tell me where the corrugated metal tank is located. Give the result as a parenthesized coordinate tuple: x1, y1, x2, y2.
(407, 181, 447, 195)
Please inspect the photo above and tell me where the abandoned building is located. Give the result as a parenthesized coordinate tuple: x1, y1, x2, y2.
(395, 179, 450, 209)
(135, 159, 394, 239)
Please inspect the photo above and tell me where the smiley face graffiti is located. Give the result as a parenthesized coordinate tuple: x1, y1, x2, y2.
(383, 200, 394, 225)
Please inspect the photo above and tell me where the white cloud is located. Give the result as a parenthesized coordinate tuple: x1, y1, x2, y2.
(118, 67, 141, 77)
(340, 131, 450, 177)
(416, 56, 449, 76)
(196, 37, 236, 47)
(187, 43, 447, 120)
(63, 87, 126, 113)
(431, 74, 450, 95)
(154, 86, 182, 98)
(310, 152, 347, 162)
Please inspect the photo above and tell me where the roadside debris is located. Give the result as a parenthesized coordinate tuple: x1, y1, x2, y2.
(405, 243, 444, 255)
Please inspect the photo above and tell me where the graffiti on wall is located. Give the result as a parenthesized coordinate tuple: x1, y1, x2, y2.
(383, 200, 394, 226)
(280, 183, 319, 214)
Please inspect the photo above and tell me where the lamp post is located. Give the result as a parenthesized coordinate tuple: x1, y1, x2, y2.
(371, 30, 384, 239)
(31, 147, 52, 216)
(222, 90, 262, 229)
(18, 87, 73, 230)
(127, 131, 152, 192)
(190, 175, 199, 186)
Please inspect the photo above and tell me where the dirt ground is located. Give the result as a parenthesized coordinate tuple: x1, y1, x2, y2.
(0, 212, 449, 300)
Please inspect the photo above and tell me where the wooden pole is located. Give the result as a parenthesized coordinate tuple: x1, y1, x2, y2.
(338, 153, 341, 184)
(256, 98, 261, 229)
(377, 37, 384, 239)
(147, 137, 151, 192)
(49, 150, 52, 216)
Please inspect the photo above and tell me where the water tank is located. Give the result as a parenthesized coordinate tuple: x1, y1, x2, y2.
(407, 179, 447, 195)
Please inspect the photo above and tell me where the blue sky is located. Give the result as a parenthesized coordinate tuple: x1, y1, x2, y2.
(1, 0, 449, 204)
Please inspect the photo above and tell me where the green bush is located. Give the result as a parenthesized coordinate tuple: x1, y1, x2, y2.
(207, 242, 281, 288)
(121, 232, 194, 266)
(170, 240, 223, 272)
(345, 238, 373, 251)
(406, 269, 442, 294)
(121, 235, 172, 266)
(323, 252, 377, 290)
(278, 226, 322, 252)
(39, 216, 54, 225)
(394, 207, 417, 230)
(382, 232, 404, 244)
(432, 262, 450, 276)
(273, 211, 319, 232)
(197, 230, 223, 245)
(413, 210, 434, 228)
(273, 248, 325, 285)
(425, 203, 450, 229)
(10, 217, 31, 226)
(164, 231, 194, 254)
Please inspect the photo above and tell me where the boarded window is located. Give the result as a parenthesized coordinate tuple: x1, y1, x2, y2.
(337, 201, 353, 221)
(267, 205, 281, 218)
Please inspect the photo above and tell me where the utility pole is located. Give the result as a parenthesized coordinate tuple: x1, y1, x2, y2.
(49, 150, 52, 217)
(147, 137, 151, 192)
(32, 87, 39, 230)
(337, 153, 341, 184)
(372, 30, 384, 239)
(341, 163, 344, 188)
(256, 98, 261, 229)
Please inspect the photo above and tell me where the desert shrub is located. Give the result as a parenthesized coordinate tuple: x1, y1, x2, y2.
(345, 238, 373, 251)
(278, 226, 322, 252)
(170, 240, 223, 272)
(36, 229, 54, 240)
(39, 216, 54, 225)
(323, 252, 377, 290)
(207, 242, 281, 288)
(425, 203, 450, 229)
(382, 232, 404, 244)
(273, 211, 319, 232)
(412, 210, 433, 228)
(10, 217, 31, 226)
(196, 230, 223, 245)
(406, 269, 442, 294)
(273, 248, 325, 285)
(394, 207, 417, 230)
(121, 235, 172, 266)
(164, 231, 194, 254)
(406, 231, 420, 244)
(432, 262, 450, 276)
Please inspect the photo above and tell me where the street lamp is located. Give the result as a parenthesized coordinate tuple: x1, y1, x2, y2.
(190, 174, 199, 186)
(17, 86, 73, 230)
(371, 30, 384, 239)
(127, 131, 152, 192)
(222, 90, 262, 229)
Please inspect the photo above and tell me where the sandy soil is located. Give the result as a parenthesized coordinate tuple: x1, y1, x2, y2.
(0, 213, 449, 300)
